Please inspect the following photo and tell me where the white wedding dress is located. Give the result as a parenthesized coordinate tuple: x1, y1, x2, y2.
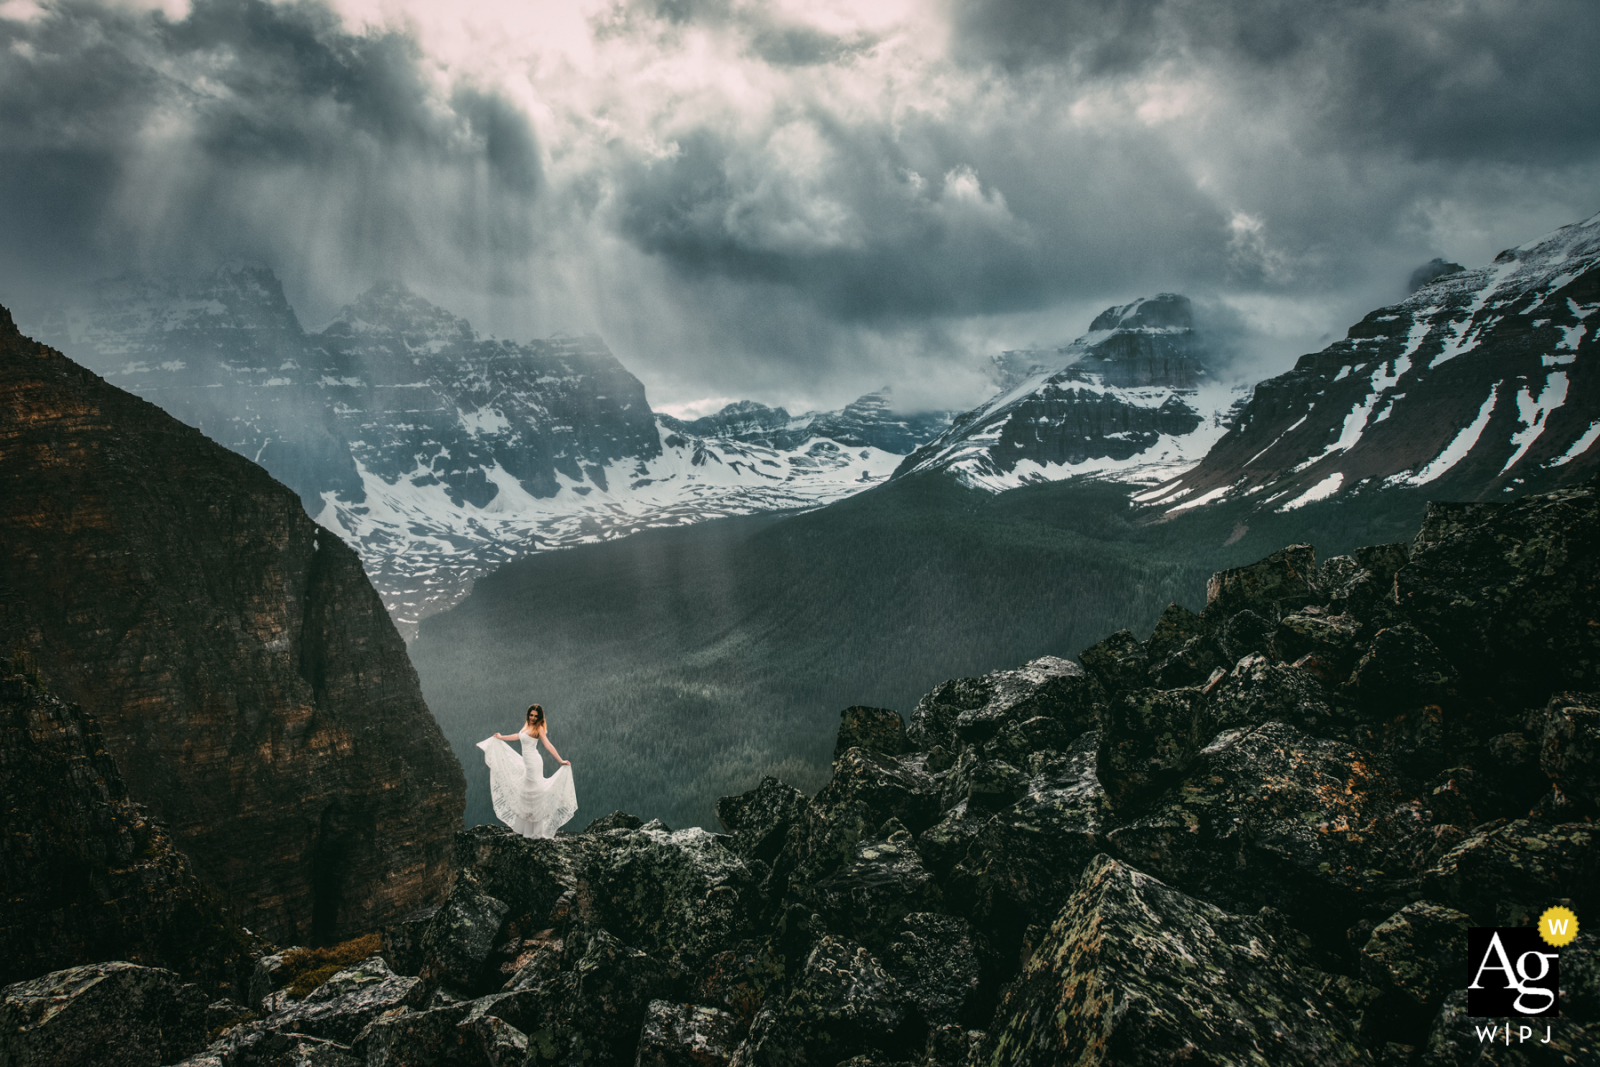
(476, 727, 578, 839)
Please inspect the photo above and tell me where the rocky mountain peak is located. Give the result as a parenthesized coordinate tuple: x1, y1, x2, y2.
(325, 281, 477, 348)
(1088, 291, 1194, 333)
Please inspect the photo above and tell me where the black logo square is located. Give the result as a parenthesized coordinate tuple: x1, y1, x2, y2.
(1467, 927, 1560, 1017)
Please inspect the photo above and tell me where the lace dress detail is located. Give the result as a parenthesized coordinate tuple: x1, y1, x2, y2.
(476, 727, 578, 838)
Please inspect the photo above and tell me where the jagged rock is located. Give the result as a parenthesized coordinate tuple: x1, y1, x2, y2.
(780, 748, 940, 891)
(1143, 602, 1207, 665)
(0, 314, 464, 944)
(1208, 656, 1344, 735)
(834, 706, 907, 760)
(1204, 543, 1320, 621)
(1216, 609, 1276, 663)
(694, 940, 786, 1024)
(907, 677, 991, 750)
(1077, 631, 1147, 698)
(1095, 687, 1212, 810)
(584, 811, 644, 834)
(471, 1014, 529, 1067)
(1396, 483, 1600, 707)
(962, 759, 1030, 811)
(883, 913, 986, 1028)
(1533, 693, 1600, 804)
(1274, 611, 1362, 680)
(248, 952, 295, 1013)
(353, 1000, 474, 1067)
(1356, 901, 1470, 1043)
(445, 827, 584, 938)
(258, 957, 422, 1046)
(1108, 721, 1416, 945)
(1424, 819, 1598, 926)
(987, 855, 1367, 1066)
(201, 1030, 362, 1066)
(642, 818, 674, 833)
(729, 935, 914, 1067)
(635, 1000, 744, 1067)
(378, 907, 438, 979)
(0, 677, 254, 991)
(813, 820, 941, 951)
(1322, 544, 1410, 625)
(715, 777, 810, 866)
(0, 961, 208, 1067)
(1349, 624, 1459, 710)
(1148, 633, 1223, 690)
(552, 928, 689, 1067)
(951, 657, 1102, 745)
(922, 1025, 984, 1067)
(948, 733, 1110, 961)
(591, 826, 759, 974)
(982, 716, 1072, 767)
(418, 881, 509, 992)
(915, 801, 986, 882)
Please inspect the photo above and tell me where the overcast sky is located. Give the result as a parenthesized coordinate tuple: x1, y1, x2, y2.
(1, 0, 1596, 415)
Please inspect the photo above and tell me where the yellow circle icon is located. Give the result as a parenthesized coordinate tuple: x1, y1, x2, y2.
(1539, 906, 1579, 947)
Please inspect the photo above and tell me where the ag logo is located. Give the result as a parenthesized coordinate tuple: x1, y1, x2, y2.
(1467, 927, 1559, 1017)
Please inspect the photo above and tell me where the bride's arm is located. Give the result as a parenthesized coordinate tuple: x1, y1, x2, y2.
(492, 729, 520, 741)
(540, 727, 570, 765)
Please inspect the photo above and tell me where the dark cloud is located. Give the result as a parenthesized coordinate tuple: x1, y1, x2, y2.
(0, 0, 541, 313)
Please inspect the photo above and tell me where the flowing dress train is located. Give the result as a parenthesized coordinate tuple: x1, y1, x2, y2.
(476, 727, 578, 838)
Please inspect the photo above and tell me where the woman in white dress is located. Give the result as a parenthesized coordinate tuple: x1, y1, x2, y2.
(476, 703, 578, 838)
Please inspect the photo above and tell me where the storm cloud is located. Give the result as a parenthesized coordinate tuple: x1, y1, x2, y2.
(0, 0, 1595, 411)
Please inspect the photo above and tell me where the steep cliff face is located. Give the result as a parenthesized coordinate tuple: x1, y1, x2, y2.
(0, 305, 465, 945)
(0, 674, 253, 991)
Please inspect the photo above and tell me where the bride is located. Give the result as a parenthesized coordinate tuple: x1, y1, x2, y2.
(476, 703, 578, 839)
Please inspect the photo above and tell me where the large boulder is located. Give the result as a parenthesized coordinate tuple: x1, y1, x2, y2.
(1207, 655, 1345, 736)
(882, 913, 987, 1029)
(353, 1000, 475, 1067)
(812, 820, 942, 952)
(1095, 687, 1212, 810)
(1077, 632, 1147, 700)
(1532, 692, 1600, 805)
(715, 777, 810, 867)
(833, 706, 906, 760)
(779, 748, 940, 893)
(1204, 543, 1320, 621)
(635, 1000, 744, 1067)
(1423, 819, 1599, 926)
(0, 961, 208, 1067)
(909, 659, 1102, 749)
(257, 956, 423, 1046)
(1347, 623, 1459, 711)
(1107, 722, 1418, 945)
(728, 935, 915, 1067)
(590, 826, 760, 975)
(419, 881, 510, 992)
(1396, 483, 1600, 707)
(986, 855, 1368, 1067)
(1355, 901, 1471, 1045)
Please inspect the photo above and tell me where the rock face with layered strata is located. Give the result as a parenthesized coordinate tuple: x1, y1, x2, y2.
(0, 307, 464, 944)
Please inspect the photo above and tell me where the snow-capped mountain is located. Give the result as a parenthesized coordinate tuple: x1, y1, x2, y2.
(894, 293, 1249, 491)
(39, 272, 952, 637)
(1138, 212, 1600, 516)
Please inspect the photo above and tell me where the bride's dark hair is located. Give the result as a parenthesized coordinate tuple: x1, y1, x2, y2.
(525, 704, 545, 731)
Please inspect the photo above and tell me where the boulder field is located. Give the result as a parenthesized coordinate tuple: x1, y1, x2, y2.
(5, 475, 1599, 1067)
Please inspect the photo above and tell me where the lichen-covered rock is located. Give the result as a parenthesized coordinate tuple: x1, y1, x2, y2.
(378, 908, 437, 979)
(635, 1000, 744, 1067)
(419, 880, 510, 991)
(1423, 819, 1598, 926)
(1208, 655, 1344, 735)
(715, 777, 809, 867)
(986, 855, 1369, 1067)
(834, 706, 907, 760)
(471, 1013, 529, 1067)
(259, 960, 422, 1046)
(1396, 483, 1600, 707)
(1322, 543, 1410, 625)
(962, 759, 1030, 812)
(203, 1030, 362, 1066)
(907, 677, 992, 750)
(1143, 602, 1206, 665)
(0, 961, 208, 1067)
(584, 811, 644, 834)
(1216, 608, 1276, 664)
(561, 928, 689, 1067)
(1349, 623, 1459, 710)
(813, 821, 942, 951)
(981, 716, 1072, 768)
(1095, 686, 1212, 810)
(1077, 631, 1147, 699)
(883, 913, 986, 1028)
(1533, 693, 1600, 804)
(446, 827, 586, 936)
(694, 939, 786, 1024)
(779, 748, 940, 892)
(915, 801, 986, 882)
(1147, 633, 1223, 689)
(1108, 722, 1416, 944)
(1274, 611, 1363, 681)
(728, 935, 913, 1067)
(952, 657, 1102, 745)
(353, 1001, 474, 1067)
(591, 826, 759, 974)
(948, 734, 1109, 960)
(1204, 543, 1320, 621)
(1357, 901, 1470, 1043)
